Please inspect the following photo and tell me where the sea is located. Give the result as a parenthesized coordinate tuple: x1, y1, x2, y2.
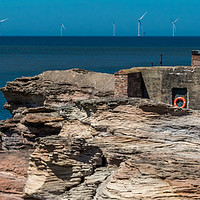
(1, 36, 200, 120)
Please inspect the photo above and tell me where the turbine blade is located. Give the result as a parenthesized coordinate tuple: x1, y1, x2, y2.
(0, 18, 8, 23)
(61, 23, 66, 30)
(139, 11, 147, 20)
(174, 18, 179, 23)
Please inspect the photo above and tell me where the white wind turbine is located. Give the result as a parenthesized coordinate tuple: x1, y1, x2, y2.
(138, 11, 147, 36)
(61, 23, 66, 36)
(0, 18, 8, 35)
(171, 18, 179, 37)
(113, 21, 116, 36)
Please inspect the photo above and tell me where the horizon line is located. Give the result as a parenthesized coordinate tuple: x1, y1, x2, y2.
(0, 35, 200, 37)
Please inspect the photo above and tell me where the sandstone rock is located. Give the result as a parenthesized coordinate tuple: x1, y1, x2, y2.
(23, 98, 200, 199)
(24, 135, 105, 200)
(1, 69, 114, 114)
(0, 68, 199, 200)
(0, 150, 32, 200)
(61, 167, 112, 200)
(95, 157, 200, 199)
(0, 107, 64, 150)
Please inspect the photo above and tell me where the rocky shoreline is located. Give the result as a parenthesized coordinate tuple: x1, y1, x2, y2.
(0, 69, 200, 200)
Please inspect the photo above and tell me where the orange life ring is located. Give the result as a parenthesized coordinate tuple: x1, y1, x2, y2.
(174, 97, 186, 108)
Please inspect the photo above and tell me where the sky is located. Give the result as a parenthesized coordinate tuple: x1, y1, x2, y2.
(0, 0, 199, 36)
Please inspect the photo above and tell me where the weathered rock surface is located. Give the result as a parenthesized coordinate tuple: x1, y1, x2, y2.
(20, 98, 200, 200)
(0, 150, 32, 200)
(0, 107, 64, 150)
(0, 69, 114, 114)
(0, 69, 114, 199)
(1, 69, 200, 200)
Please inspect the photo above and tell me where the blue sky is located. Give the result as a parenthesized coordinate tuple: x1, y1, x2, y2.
(0, 0, 199, 36)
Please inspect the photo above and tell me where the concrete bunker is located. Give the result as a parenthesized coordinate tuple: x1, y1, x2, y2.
(114, 51, 200, 110)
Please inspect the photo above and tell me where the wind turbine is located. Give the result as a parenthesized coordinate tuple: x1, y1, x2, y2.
(0, 18, 8, 36)
(138, 11, 147, 36)
(61, 23, 66, 36)
(171, 18, 179, 37)
(113, 21, 116, 36)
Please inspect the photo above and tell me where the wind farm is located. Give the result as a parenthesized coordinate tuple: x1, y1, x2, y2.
(137, 12, 180, 37)
(0, 14, 182, 37)
(59, 13, 180, 37)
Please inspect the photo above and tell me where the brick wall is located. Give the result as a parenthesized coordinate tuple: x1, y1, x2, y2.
(114, 71, 129, 97)
(114, 70, 142, 98)
(192, 50, 200, 67)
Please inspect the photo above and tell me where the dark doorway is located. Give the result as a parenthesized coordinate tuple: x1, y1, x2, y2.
(172, 88, 187, 108)
(141, 77, 149, 98)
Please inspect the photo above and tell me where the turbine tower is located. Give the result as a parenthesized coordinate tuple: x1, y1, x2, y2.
(61, 23, 66, 36)
(0, 18, 8, 36)
(113, 21, 116, 36)
(138, 11, 147, 36)
(172, 18, 179, 37)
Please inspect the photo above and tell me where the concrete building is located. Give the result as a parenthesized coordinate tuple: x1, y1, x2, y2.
(114, 51, 200, 110)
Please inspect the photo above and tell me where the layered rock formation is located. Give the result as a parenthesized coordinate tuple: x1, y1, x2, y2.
(0, 69, 200, 200)
(18, 98, 200, 200)
(0, 150, 32, 200)
(0, 68, 114, 114)
(0, 69, 114, 200)
(0, 68, 114, 150)
(1, 99, 197, 200)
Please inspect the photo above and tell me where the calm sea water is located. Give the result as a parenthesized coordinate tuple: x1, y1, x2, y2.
(1, 36, 200, 120)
